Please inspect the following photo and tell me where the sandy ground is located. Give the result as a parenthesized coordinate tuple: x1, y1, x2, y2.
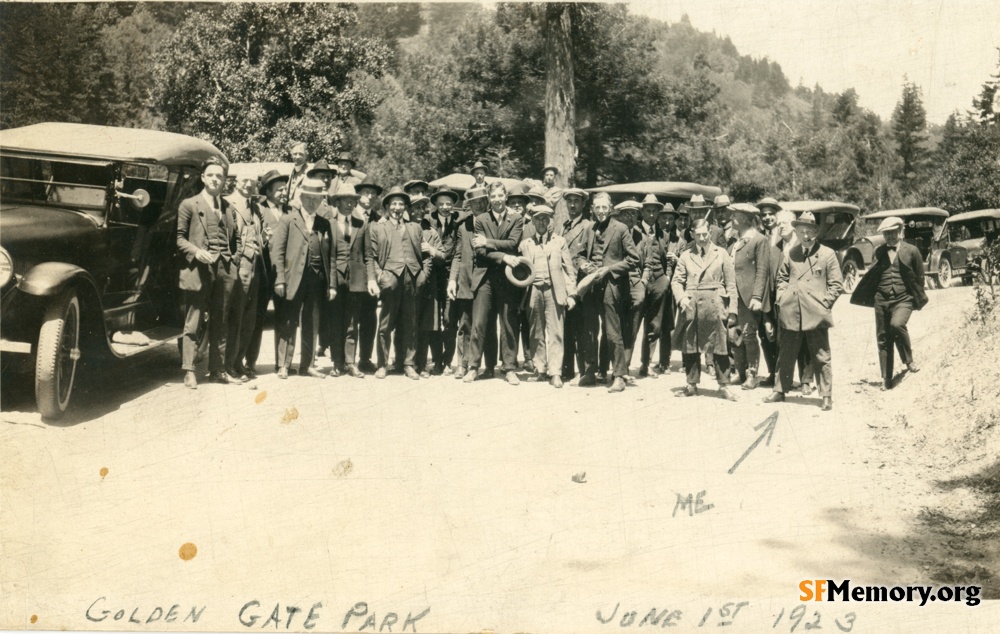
(2, 284, 998, 633)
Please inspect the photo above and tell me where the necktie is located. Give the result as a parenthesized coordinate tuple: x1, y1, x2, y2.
(564, 220, 572, 233)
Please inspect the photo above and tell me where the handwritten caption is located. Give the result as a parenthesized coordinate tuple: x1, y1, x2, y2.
(596, 602, 857, 631)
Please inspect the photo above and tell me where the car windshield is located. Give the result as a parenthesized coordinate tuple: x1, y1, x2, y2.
(815, 212, 856, 241)
(949, 221, 988, 242)
(0, 155, 112, 219)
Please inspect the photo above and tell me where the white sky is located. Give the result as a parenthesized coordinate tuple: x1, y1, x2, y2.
(628, 0, 1000, 124)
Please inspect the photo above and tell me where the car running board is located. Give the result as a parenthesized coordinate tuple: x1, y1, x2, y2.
(110, 326, 182, 358)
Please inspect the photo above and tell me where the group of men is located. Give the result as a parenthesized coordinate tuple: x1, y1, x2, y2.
(175, 141, 923, 407)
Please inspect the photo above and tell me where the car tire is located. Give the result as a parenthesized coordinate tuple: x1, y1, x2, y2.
(934, 258, 952, 289)
(35, 288, 81, 419)
(841, 257, 860, 293)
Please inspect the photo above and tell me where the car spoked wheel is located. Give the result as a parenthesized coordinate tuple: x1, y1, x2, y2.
(35, 289, 81, 419)
(935, 258, 952, 289)
(841, 258, 859, 292)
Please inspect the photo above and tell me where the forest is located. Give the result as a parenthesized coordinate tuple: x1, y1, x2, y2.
(1, 2, 997, 213)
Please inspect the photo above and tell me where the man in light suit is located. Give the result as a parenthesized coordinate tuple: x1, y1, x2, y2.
(850, 216, 927, 389)
(764, 212, 844, 410)
(176, 157, 241, 389)
(586, 192, 639, 393)
(559, 188, 599, 385)
(366, 186, 426, 379)
(519, 204, 577, 388)
(463, 181, 524, 385)
(728, 202, 771, 389)
(271, 178, 337, 379)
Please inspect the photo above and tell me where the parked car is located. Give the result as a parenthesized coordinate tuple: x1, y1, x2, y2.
(1, 122, 227, 418)
(428, 173, 526, 199)
(586, 181, 723, 216)
(944, 208, 1000, 285)
(779, 201, 862, 290)
(841, 207, 952, 289)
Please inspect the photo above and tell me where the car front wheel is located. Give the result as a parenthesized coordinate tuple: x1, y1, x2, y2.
(35, 289, 81, 419)
(841, 258, 860, 292)
(934, 258, 952, 289)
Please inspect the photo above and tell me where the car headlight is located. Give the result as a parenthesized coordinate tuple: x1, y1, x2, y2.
(0, 248, 13, 287)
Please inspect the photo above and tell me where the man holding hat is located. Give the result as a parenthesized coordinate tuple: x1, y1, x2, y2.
(463, 181, 524, 385)
(641, 199, 686, 377)
(430, 186, 462, 374)
(518, 204, 577, 387)
(728, 202, 771, 389)
(559, 187, 600, 385)
(764, 211, 844, 410)
(851, 216, 927, 389)
(271, 177, 337, 380)
(366, 186, 427, 379)
(507, 182, 535, 370)
(328, 151, 363, 198)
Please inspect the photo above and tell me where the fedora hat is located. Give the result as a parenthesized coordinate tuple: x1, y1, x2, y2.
(356, 174, 383, 196)
(687, 194, 711, 210)
(506, 182, 531, 206)
(329, 184, 360, 203)
(729, 202, 760, 215)
(505, 256, 535, 288)
(403, 179, 429, 194)
(526, 185, 547, 206)
(464, 186, 488, 201)
(430, 186, 459, 205)
(334, 151, 355, 167)
(258, 169, 288, 195)
(640, 193, 663, 211)
(660, 202, 678, 215)
(470, 161, 487, 175)
(409, 193, 430, 208)
(756, 197, 782, 211)
(307, 159, 335, 178)
(876, 216, 904, 233)
(792, 211, 819, 227)
(298, 178, 328, 198)
(381, 185, 411, 207)
(713, 194, 732, 209)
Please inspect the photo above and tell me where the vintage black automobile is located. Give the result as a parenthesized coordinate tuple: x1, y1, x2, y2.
(1, 122, 227, 418)
(944, 208, 1000, 285)
(779, 201, 862, 290)
(841, 207, 953, 289)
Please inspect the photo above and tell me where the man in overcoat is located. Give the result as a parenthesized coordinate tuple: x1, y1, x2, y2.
(671, 218, 739, 400)
(764, 212, 844, 410)
(850, 216, 927, 389)
(641, 202, 685, 377)
(728, 202, 771, 388)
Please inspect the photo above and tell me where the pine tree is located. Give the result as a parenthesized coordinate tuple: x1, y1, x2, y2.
(891, 80, 929, 191)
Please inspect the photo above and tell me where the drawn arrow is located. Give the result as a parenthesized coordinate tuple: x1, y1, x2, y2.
(727, 411, 779, 475)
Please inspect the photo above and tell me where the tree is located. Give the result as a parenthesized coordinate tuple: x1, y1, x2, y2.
(151, 3, 391, 161)
(891, 80, 929, 192)
(544, 3, 576, 187)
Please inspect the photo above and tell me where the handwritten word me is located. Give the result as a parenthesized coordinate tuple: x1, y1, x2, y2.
(237, 601, 430, 632)
(672, 491, 714, 517)
(86, 597, 206, 624)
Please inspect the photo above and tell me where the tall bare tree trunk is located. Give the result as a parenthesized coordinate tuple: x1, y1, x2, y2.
(545, 3, 575, 190)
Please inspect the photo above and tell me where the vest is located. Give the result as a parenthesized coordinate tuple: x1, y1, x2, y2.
(306, 229, 324, 274)
(206, 205, 232, 259)
(877, 251, 907, 298)
(592, 221, 609, 267)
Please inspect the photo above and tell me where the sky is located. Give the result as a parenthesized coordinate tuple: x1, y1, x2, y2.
(627, 0, 1000, 123)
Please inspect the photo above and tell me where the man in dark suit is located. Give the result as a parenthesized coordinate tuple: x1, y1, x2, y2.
(430, 186, 462, 375)
(559, 188, 599, 385)
(446, 189, 487, 379)
(354, 176, 383, 369)
(728, 203, 771, 389)
(176, 157, 241, 389)
(271, 178, 337, 379)
(641, 202, 685, 377)
(851, 216, 927, 389)
(615, 200, 647, 384)
(586, 193, 640, 393)
(226, 174, 267, 382)
(367, 186, 426, 379)
(764, 212, 844, 410)
(463, 181, 524, 385)
(326, 185, 361, 377)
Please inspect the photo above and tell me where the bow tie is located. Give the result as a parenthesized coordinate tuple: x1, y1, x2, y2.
(887, 246, 897, 251)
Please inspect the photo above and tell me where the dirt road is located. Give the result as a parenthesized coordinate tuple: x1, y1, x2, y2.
(2, 285, 997, 632)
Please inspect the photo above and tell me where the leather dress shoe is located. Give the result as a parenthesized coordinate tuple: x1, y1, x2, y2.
(907, 362, 920, 373)
(420, 370, 431, 379)
(443, 365, 455, 376)
(505, 371, 520, 386)
(763, 392, 785, 403)
(463, 368, 478, 383)
(821, 397, 833, 411)
(551, 375, 564, 389)
(453, 366, 466, 380)
(652, 363, 668, 376)
(800, 383, 814, 396)
(228, 371, 250, 383)
(529, 372, 549, 382)
(719, 386, 738, 401)
(346, 364, 364, 378)
(624, 375, 636, 386)
(638, 365, 649, 378)
(277, 367, 289, 379)
(358, 360, 377, 373)
(404, 366, 420, 380)
(329, 366, 342, 378)
(244, 367, 257, 380)
(183, 371, 198, 390)
(742, 373, 759, 390)
(577, 373, 597, 387)
(375, 367, 388, 379)
(608, 377, 626, 393)
(304, 367, 327, 379)
(677, 384, 697, 397)
(522, 361, 535, 374)
(759, 375, 775, 387)
(480, 368, 495, 379)
(209, 372, 232, 385)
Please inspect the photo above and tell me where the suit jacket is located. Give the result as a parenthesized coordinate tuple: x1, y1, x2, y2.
(366, 217, 425, 283)
(630, 226, 652, 286)
(776, 242, 844, 331)
(176, 192, 239, 292)
(519, 233, 578, 306)
(342, 211, 371, 293)
(670, 243, 738, 355)
(561, 215, 596, 280)
(684, 224, 726, 251)
(285, 164, 309, 205)
(649, 228, 686, 282)
(587, 218, 639, 280)
(327, 212, 353, 288)
(472, 208, 524, 289)
(766, 236, 795, 314)
(448, 211, 477, 300)
(851, 241, 928, 310)
(271, 209, 336, 299)
(729, 228, 770, 307)
(226, 194, 268, 284)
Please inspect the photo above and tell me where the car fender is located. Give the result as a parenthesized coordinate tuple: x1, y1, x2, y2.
(19, 262, 98, 297)
(928, 249, 946, 274)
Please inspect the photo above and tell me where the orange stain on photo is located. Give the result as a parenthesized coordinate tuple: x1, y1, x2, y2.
(280, 406, 299, 424)
(99, 467, 109, 478)
(178, 542, 198, 561)
(255, 391, 267, 404)
(30, 615, 38, 624)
